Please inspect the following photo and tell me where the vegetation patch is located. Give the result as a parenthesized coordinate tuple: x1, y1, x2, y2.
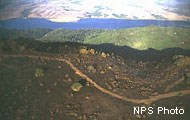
(71, 82, 83, 92)
(35, 26, 190, 50)
(174, 56, 190, 67)
(34, 68, 45, 77)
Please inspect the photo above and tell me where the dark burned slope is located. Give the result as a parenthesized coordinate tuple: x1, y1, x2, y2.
(88, 43, 190, 62)
(0, 40, 190, 120)
(3, 39, 190, 61)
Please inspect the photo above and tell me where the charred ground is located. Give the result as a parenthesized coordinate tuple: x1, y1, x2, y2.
(0, 39, 190, 120)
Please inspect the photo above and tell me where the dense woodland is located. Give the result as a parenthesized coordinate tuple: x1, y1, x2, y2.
(0, 26, 190, 50)
(0, 28, 52, 40)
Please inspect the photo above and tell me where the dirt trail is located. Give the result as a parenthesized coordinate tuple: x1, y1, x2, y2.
(165, 77, 185, 92)
(3, 54, 190, 105)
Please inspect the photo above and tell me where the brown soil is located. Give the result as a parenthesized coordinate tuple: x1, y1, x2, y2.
(1, 42, 190, 120)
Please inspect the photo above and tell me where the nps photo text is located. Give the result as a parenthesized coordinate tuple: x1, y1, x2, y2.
(134, 106, 185, 115)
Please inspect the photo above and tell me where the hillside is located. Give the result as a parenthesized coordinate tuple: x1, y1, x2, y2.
(0, 28, 52, 40)
(0, 39, 190, 120)
(1, 25, 190, 51)
(84, 26, 190, 50)
(38, 26, 190, 50)
(39, 29, 103, 42)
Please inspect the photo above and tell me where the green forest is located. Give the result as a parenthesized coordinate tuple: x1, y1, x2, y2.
(1, 26, 190, 50)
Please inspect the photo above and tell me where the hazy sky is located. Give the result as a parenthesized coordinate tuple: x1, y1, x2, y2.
(0, 0, 190, 22)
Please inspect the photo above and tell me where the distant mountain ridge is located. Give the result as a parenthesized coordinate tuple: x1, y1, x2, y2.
(0, 18, 190, 30)
(0, 0, 190, 22)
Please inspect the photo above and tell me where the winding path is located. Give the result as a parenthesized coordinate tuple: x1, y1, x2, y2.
(3, 54, 190, 105)
(165, 77, 185, 92)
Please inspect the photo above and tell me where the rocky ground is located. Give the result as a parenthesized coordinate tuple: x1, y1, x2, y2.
(0, 41, 190, 120)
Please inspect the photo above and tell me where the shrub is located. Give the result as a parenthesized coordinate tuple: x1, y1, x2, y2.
(71, 82, 83, 92)
(35, 68, 44, 77)
(175, 56, 190, 67)
(101, 52, 107, 58)
(89, 48, 95, 54)
(79, 47, 88, 54)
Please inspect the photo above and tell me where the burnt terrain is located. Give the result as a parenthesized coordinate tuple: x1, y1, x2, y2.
(0, 40, 190, 120)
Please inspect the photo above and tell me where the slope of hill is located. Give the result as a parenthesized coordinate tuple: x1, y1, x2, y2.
(0, 28, 52, 40)
(0, 39, 190, 120)
(84, 26, 190, 50)
(39, 26, 190, 50)
(39, 29, 104, 42)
